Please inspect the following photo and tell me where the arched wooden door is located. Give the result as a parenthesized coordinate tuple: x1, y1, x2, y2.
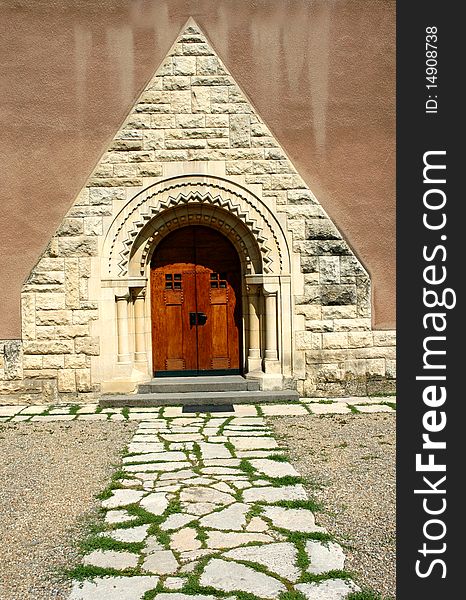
(151, 226, 242, 376)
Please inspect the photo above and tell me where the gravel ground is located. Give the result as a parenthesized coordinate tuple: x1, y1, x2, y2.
(0, 420, 137, 600)
(269, 413, 396, 599)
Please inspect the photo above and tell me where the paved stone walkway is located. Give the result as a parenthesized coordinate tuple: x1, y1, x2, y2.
(64, 411, 367, 600)
(0, 398, 395, 598)
(0, 396, 395, 423)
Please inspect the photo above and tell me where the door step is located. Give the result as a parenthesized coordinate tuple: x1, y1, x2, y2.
(99, 389, 299, 408)
(138, 375, 260, 394)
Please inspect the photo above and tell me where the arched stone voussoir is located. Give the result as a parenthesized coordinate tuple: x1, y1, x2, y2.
(103, 175, 291, 279)
(129, 202, 265, 277)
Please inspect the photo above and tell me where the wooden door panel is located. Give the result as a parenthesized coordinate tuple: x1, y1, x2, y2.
(151, 268, 197, 373)
(196, 268, 239, 371)
(211, 304, 229, 368)
(195, 270, 213, 372)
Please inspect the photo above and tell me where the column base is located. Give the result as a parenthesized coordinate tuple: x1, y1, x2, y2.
(247, 356, 263, 373)
(101, 378, 138, 394)
(245, 370, 283, 391)
(245, 368, 264, 381)
(117, 354, 132, 364)
(261, 372, 284, 391)
(264, 357, 281, 374)
(134, 354, 148, 373)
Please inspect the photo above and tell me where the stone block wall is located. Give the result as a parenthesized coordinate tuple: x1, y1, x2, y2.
(0, 21, 395, 404)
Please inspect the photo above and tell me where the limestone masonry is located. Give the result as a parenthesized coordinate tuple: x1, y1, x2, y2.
(0, 21, 395, 404)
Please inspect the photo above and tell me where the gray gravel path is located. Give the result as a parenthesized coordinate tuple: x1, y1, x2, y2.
(269, 413, 396, 599)
(0, 420, 136, 600)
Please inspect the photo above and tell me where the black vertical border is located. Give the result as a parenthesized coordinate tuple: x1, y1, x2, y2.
(397, 2, 461, 598)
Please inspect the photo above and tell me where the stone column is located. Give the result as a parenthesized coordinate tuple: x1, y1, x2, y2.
(263, 288, 281, 377)
(246, 284, 262, 373)
(115, 292, 131, 363)
(133, 288, 147, 364)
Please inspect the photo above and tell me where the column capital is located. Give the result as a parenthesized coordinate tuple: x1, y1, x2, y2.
(115, 290, 131, 302)
(246, 283, 261, 295)
(133, 287, 146, 300)
(262, 286, 278, 297)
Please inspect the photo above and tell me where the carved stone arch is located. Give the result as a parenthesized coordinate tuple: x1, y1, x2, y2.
(129, 202, 263, 278)
(98, 174, 296, 393)
(102, 175, 291, 280)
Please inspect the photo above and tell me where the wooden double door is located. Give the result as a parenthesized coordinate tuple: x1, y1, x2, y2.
(151, 226, 242, 376)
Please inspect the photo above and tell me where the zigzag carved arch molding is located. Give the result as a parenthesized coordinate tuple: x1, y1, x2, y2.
(132, 203, 263, 278)
(104, 175, 291, 278)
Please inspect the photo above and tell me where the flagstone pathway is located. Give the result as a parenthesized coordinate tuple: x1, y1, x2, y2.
(0, 398, 395, 598)
(67, 412, 362, 600)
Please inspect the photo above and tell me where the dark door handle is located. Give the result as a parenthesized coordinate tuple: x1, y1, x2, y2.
(189, 312, 208, 326)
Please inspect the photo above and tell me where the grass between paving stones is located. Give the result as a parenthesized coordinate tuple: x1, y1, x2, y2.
(67, 564, 141, 581)
(67, 496, 187, 580)
(239, 458, 257, 475)
(180, 549, 354, 598)
(280, 529, 334, 545)
(267, 454, 290, 462)
(347, 590, 394, 600)
(346, 405, 361, 414)
(266, 475, 305, 487)
(245, 503, 263, 518)
(224, 440, 237, 457)
(217, 415, 234, 434)
(121, 407, 130, 420)
(239, 458, 305, 487)
(192, 441, 203, 463)
(255, 405, 265, 417)
(278, 591, 307, 600)
(299, 569, 353, 584)
(265, 525, 354, 588)
(192, 522, 209, 547)
(66, 413, 362, 594)
(381, 402, 396, 410)
(79, 534, 145, 554)
(269, 497, 324, 512)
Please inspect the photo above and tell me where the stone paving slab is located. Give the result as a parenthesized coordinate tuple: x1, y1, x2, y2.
(69, 576, 159, 600)
(62, 409, 367, 599)
(353, 404, 395, 413)
(200, 558, 287, 598)
(296, 579, 360, 599)
(308, 404, 352, 415)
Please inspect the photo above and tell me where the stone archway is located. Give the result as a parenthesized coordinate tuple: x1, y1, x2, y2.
(99, 175, 296, 392)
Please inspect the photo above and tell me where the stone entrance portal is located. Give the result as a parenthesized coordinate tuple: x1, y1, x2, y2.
(98, 174, 296, 393)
